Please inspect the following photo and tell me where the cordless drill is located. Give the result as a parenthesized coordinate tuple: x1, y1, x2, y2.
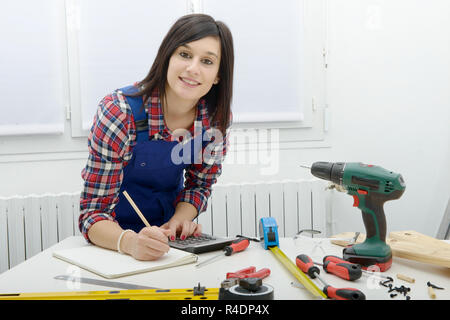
(305, 162, 406, 271)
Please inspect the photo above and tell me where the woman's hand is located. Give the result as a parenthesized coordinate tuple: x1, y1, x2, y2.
(161, 218, 202, 241)
(123, 226, 171, 261)
(161, 202, 202, 240)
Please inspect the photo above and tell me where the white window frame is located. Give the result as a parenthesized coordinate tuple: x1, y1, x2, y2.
(68, 0, 330, 146)
(0, 0, 329, 164)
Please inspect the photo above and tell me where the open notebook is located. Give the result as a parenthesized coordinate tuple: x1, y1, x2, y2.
(52, 244, 198, 279)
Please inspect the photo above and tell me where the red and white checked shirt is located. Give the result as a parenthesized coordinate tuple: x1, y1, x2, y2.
(79, 85, 230, 242)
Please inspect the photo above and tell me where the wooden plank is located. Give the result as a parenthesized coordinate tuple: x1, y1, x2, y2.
(331, 230, 450, 268)
(388, 231, 450, 267)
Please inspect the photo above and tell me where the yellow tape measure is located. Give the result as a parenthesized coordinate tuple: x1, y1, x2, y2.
(0, 287, 220, 300)
(269, 246, 327, 299)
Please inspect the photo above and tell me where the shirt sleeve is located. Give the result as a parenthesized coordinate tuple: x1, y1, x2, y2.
(174, 123, 231, 215)
(79, 93, 133, 242)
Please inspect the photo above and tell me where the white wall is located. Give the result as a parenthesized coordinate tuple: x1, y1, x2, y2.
(324, 0, 450, 236)
(0, 0, 449, 238)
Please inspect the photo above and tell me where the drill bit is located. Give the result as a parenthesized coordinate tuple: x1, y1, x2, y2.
(299, 165, 311, 169)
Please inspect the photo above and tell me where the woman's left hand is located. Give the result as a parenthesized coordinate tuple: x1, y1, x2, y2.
(161, 218, 202, 241)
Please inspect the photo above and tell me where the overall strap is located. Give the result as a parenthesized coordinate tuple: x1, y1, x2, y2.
(120, 85, 149, 142)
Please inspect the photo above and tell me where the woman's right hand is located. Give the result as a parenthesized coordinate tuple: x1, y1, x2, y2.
(123, 226, 171, 261)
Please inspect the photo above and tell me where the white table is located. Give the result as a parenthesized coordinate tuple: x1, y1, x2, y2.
(0, 236, 449, 300)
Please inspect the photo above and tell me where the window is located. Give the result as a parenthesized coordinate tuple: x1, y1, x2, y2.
(67, 0, 187, 137)
(0, 0, 328, 157)
(0, 0, 66, 136)
(203, 0, 307, 124)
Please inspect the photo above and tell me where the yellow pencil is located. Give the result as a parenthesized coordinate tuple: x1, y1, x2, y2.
(122, 191, 151, 228)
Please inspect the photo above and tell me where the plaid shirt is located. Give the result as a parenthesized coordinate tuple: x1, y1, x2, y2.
(79, 85, 230, 242)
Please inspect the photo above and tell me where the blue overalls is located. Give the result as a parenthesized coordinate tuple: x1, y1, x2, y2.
(113, 85, 205, 233)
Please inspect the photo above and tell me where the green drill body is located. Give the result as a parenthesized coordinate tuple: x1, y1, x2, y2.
(342, 163, 405, 258)
(309, 162, 406, 269)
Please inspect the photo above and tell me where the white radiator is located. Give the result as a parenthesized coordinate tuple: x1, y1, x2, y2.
(0, 179, 330, 273)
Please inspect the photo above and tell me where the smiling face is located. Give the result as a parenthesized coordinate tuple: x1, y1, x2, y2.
(165, 36, 221, 110)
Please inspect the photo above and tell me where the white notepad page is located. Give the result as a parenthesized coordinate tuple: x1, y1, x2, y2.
(53, 244, 198, 279)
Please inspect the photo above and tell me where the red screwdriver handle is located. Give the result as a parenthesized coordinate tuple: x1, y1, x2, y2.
(323, 255, 354, 265)
(323, 286, 366, 300)
(295, 254, 320, 279)
(224, 238, 250, 256)
(323, 261, 362, 281)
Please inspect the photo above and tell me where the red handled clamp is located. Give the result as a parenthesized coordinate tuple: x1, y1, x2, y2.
(221, 266, 270, 289)
(226, 266, 271, 280)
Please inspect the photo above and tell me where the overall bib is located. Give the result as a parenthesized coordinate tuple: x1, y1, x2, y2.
(113, 85, 205, 233)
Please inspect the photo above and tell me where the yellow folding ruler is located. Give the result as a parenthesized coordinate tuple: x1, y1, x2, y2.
(0, 286, 220, 300)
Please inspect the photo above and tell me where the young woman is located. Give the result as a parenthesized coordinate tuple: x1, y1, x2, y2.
(79, 14, 234, 261)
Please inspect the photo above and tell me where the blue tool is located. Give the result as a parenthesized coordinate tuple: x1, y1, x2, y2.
(259, 217, 279, 249)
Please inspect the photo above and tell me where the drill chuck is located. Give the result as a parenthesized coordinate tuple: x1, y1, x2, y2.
(310, 162, 346, 186)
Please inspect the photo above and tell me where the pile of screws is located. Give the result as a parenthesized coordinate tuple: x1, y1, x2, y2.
(379, 277, 411, 300)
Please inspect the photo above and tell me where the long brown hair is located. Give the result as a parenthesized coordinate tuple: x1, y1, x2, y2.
(126, 14, 234, 134)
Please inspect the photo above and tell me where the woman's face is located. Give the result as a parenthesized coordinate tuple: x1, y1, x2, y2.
(166, 36, 221, 107)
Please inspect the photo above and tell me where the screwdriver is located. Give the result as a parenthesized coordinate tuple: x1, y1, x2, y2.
(313, 257, 362, 281)
(296, 254, 366, 300)
(322, 255, 392, 280)
(195, 238, 250, 268)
